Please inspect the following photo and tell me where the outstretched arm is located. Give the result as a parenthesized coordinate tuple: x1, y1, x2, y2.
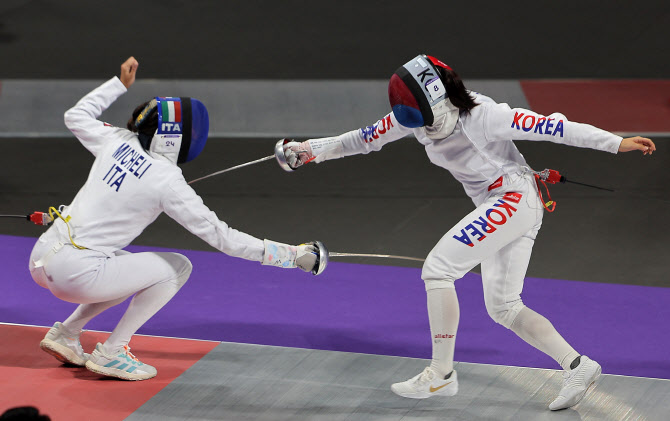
(163, 176, 319, 273)
(483, 103, 625, 154)
(283, 112, 412, 169)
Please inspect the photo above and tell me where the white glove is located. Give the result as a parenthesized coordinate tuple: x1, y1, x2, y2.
(283, 140, 313, 169)
(263, 239, 317, 272)
(283, 137, 344, 169)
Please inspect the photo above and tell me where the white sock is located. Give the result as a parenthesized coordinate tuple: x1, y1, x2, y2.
(103, 277, 187, 355)
(427, 286, 460, 378)
(510, 307, 580, 371)
(63, 295, 132, 333)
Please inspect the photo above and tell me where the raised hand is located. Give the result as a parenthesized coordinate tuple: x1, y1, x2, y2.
(119, 56, 139, 89)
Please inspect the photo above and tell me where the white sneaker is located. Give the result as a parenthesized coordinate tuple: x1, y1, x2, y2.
(391, 367, 458, 399)
(39, 322, 89, 366)
(549, 356, 601, 410)
(85, 343, 157, 381)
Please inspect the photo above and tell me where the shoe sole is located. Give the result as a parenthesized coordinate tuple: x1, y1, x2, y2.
(550, 365, 602, 411)
(391, 384, 459, 399)
(85, 360, 156, 381)
(40, 339, 87, 366)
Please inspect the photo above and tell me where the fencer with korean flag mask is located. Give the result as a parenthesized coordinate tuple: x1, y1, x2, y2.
(29, 57, 322, 381)
(283, 54, 656, 410)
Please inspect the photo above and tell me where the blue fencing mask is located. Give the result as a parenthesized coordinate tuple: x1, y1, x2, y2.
(136, 97, 209, 164)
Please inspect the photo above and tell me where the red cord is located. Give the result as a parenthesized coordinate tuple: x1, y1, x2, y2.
(534, 175, 556, 212)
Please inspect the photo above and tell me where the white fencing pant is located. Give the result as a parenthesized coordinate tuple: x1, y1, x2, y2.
(420, 173, 579, 374)
(29, 229, 192, 353)
(422, 173, 543, 296)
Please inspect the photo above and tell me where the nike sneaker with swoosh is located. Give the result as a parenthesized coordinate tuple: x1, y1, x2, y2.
(549, 356, 601, 410)
(39, 322, 90, 366)
(391, 367, 458, 399)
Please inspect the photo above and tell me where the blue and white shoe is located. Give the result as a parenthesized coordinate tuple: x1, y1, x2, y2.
(40, 322, 89, 366)
(85, 343, 157, 381)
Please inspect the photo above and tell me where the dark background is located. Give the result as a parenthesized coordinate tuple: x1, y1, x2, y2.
(1, 0, 669, 79)
(2, 137, 666, 286)
(0, 0, 667, 287)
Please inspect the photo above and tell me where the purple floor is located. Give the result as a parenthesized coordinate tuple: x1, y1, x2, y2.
(3, 234, 669, 379)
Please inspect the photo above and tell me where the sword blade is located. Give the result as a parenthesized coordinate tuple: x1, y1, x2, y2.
(329, 252, 425, 262)
(188, 155, 275, 185)
(564, 179, 615, 192)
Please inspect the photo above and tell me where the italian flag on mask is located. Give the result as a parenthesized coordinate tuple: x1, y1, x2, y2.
(160, 98, 182, 123)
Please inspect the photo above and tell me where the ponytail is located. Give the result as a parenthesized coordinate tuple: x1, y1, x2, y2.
(127, 101, 158, 138)
(438, 67, 478, 113)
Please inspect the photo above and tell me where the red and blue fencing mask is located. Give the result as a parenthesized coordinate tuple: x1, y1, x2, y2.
(388, 55, 459, 137)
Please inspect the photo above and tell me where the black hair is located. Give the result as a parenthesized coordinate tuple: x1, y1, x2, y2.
(0, 406, 51, 421)
(437, 67, 478, 113)
(127, 101, 158, 138)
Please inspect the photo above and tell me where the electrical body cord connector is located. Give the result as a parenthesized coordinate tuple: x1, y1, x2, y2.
(528, 168, 614, 213)
(0, 212, 54, 225)
(532, 169, 563, 212)
(0, 207, 86, 250)
(29, 211, 54, 226)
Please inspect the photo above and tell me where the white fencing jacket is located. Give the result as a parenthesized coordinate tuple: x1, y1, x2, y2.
(320, 92, 622, 204)
(50, 77, 264, 261)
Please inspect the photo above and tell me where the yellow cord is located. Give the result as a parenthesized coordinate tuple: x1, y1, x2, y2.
(48, 207, 87, 250)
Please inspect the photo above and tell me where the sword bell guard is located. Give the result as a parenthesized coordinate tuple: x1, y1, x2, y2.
(306, 240, 329, 276)
(275, 138, 295, 172)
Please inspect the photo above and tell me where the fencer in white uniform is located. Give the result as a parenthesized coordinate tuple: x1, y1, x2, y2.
(29, 57, 321, 381)
(283, 54, 656, 410)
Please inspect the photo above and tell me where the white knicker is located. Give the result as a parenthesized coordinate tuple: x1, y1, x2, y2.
(422, 172, 544, 328)
(28, 229, 192, 304)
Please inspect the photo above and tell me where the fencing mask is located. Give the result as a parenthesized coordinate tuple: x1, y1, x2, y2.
(388, 55, 460, 139)
(136, 97, 209, 164)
